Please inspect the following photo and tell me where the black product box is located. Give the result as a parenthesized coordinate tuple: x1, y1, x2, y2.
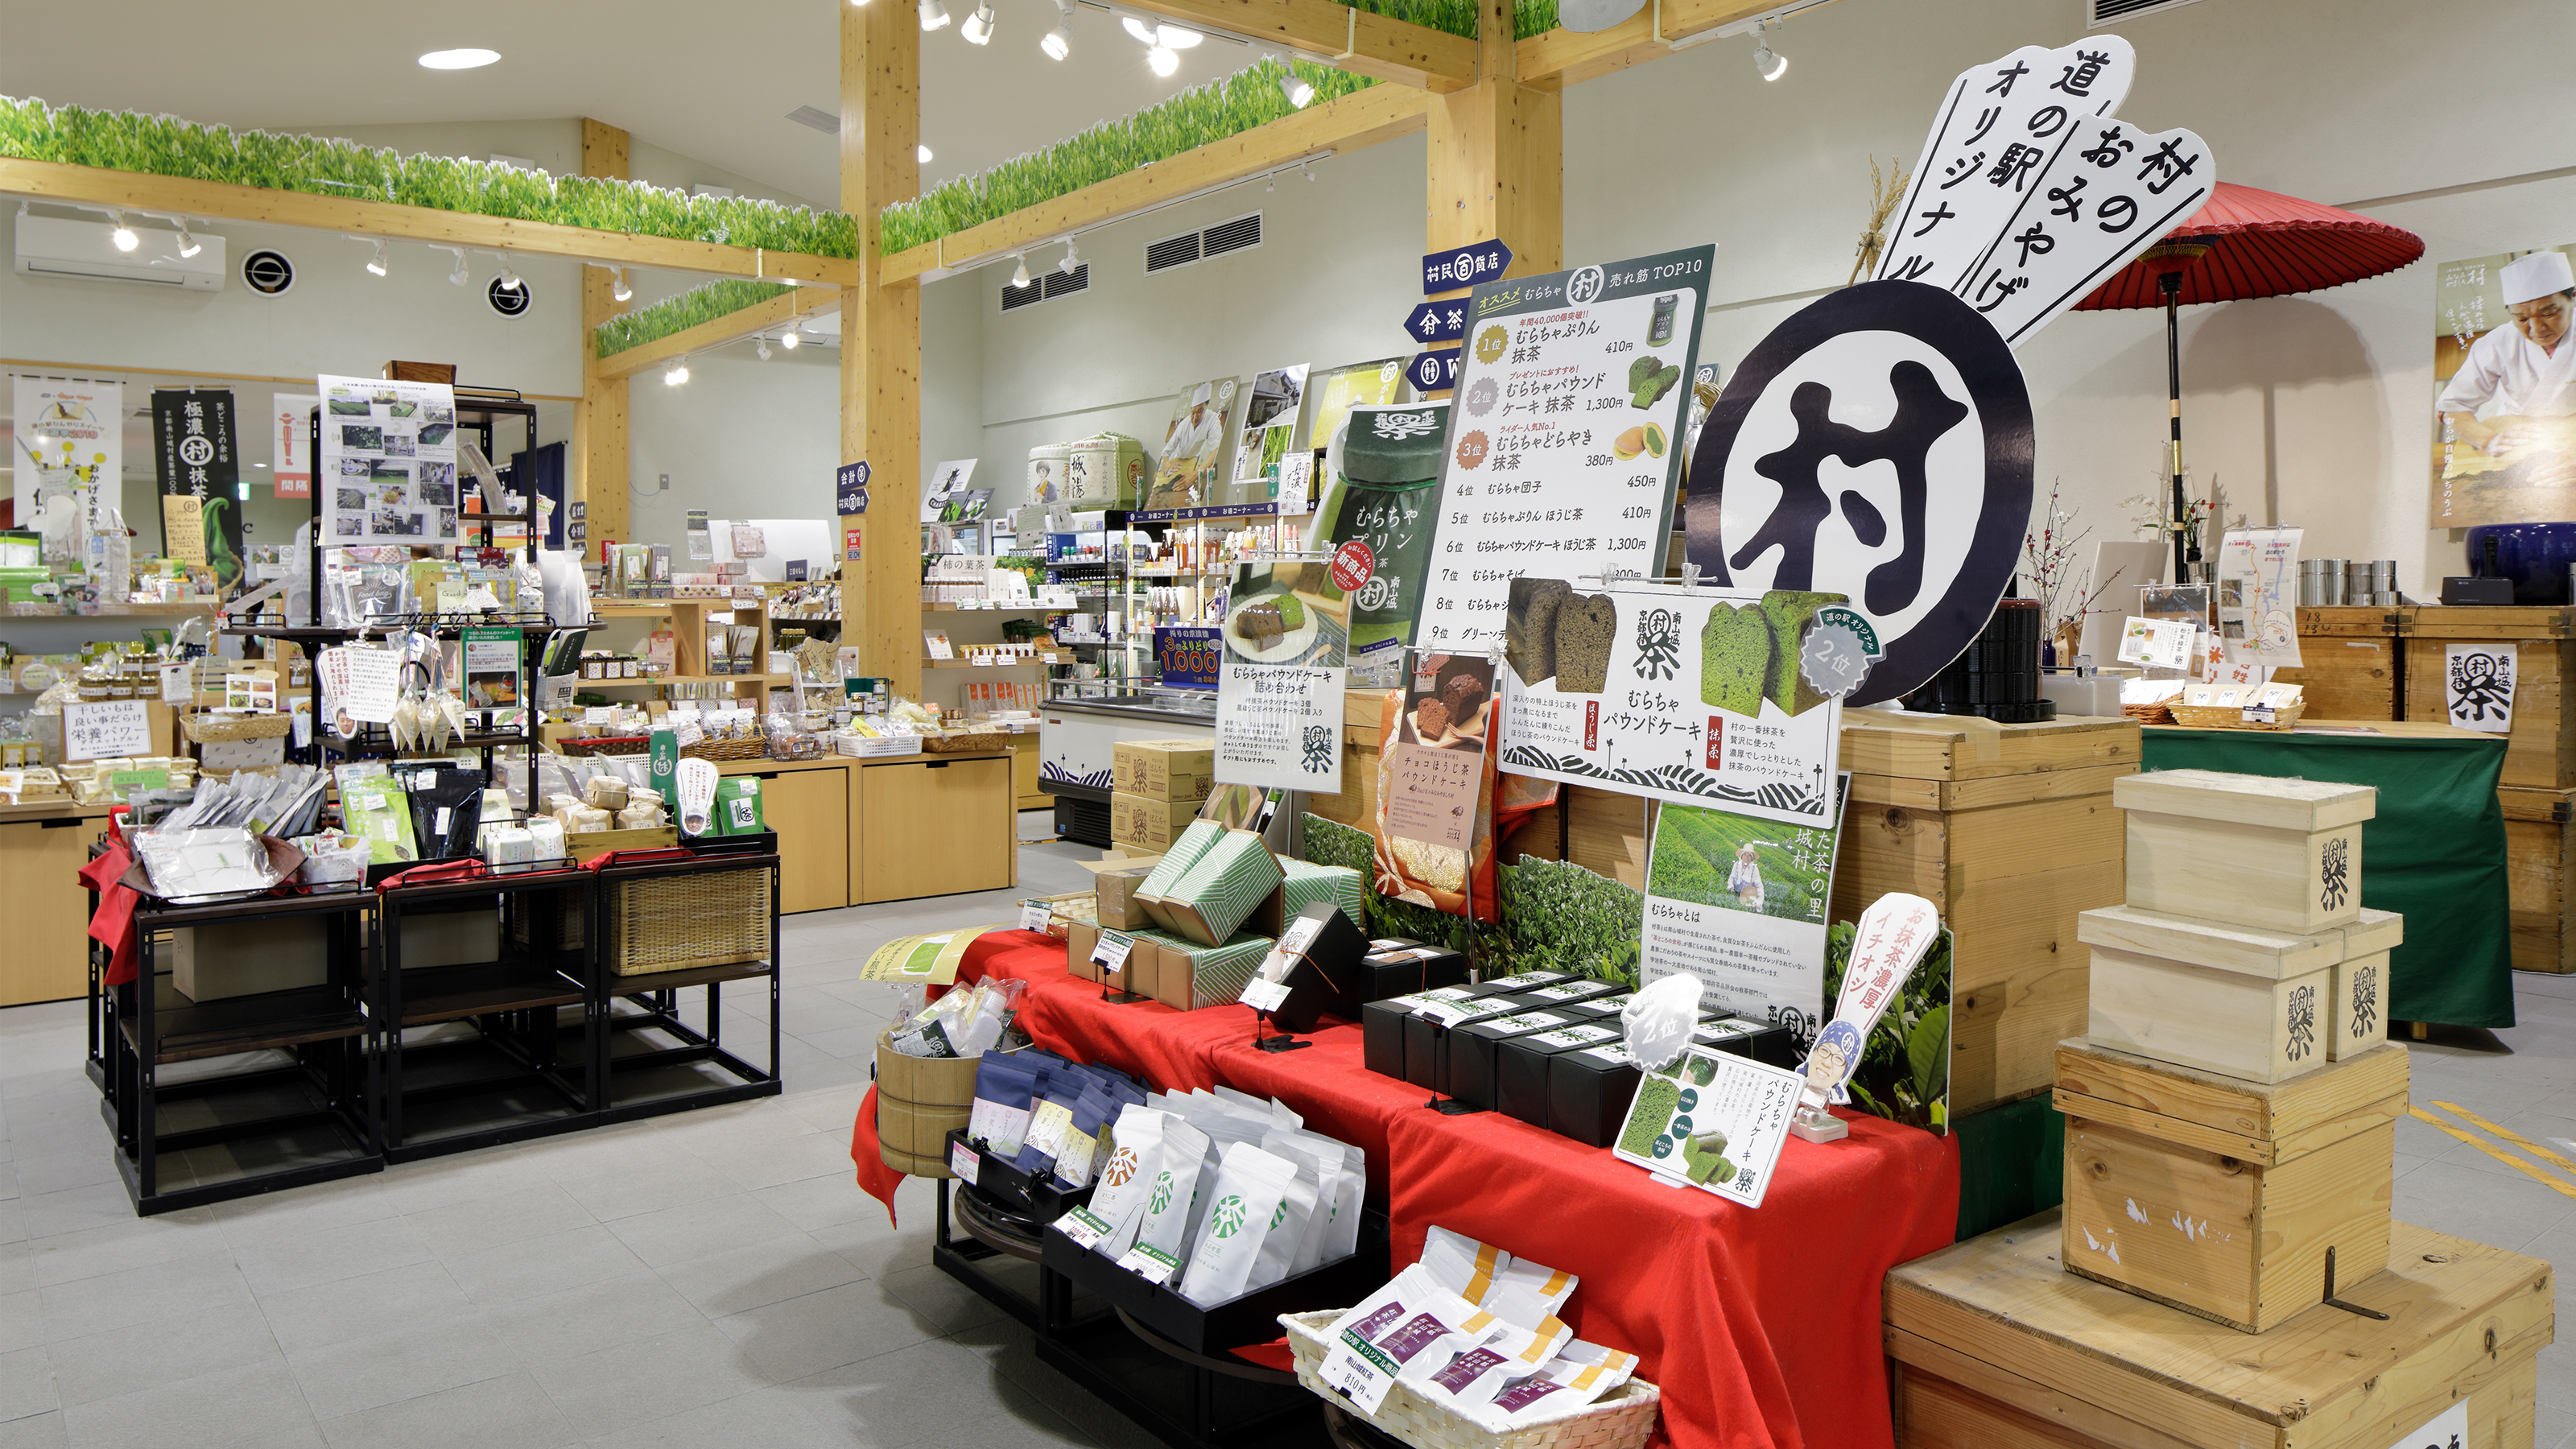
(1446, 1009, 1584, 1112)
(1040, 1209, 1392, 1354)
(1357, 943, 1470, 1005)
(944, 1127, 1091, 1223)
(1513, 977, 1624, 1011)
(1563, 993, 1633, 1020)
(1496, 1021, 1625, 1129)
(1405, 993, 1539, 1092)
(1696, 1016, 1796, 1068)
(1264, 901, 1376, 1033)
(1549, 1038, 1644, 1149)
(1360, 988, 1476, 1081)
(1476, 970, 1574, 995)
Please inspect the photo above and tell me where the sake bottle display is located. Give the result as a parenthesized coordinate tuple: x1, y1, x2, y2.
(1307, 401, 1450, 687)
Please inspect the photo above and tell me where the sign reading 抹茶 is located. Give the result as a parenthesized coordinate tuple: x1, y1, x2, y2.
(151, 390, 242, 591)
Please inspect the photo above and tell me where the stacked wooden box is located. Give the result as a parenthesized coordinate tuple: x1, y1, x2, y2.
(2062, 768, 2405, 1332)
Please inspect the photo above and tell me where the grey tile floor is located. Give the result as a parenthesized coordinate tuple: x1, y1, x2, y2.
(1, 820, 2570, 1447)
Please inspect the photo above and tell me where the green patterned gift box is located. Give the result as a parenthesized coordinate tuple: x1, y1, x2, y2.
(1136, 819, 1227, 935)
(1148, 931, 1274, 1011)
(1162, 829, 1286, 947)
(1278, 861, 1364, 934)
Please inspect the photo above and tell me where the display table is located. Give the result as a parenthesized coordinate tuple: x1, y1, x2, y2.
(2140, 720, 2511, 1028)
(710, 750, 1016, 912)
(0, 800, 113, 1007)
(878, 931, 1960, 1449)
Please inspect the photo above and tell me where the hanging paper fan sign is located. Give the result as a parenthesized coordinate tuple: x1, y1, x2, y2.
(1685, 36, 2214, 706)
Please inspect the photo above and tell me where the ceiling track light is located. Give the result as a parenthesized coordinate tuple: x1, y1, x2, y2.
(174, 221, 201, 258)
(106, 209, 138, 253)
(1010, 252, 1030, 288)
(919, 0, 950, 29)
(1059, 237, 1080, 274)
(1278, 61, 1315, 109)
(757, 336, 773, 361)
(1148, 41, 1178, 76)
(610, 265, 631, 303)
(1042, 0, 1072, 59)
(1750, 19, 1786, 80)
(779, 325, 801, 350)
(665, 356, 691, 386)
(961, 1, 995, 43)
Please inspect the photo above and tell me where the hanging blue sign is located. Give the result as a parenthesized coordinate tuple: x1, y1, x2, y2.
(1156, 625, 1222, 690)
(1421, 239, 1512, 295)
(1407, 348, 1460, 394)
(836, 460, 871, 516)
(1402, 299, 1467, 344)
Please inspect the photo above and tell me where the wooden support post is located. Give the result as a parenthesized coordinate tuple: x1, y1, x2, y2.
(843, 0, 923, 700)
(578, 118, 631, 553)
(1421, 0, 1561, 394)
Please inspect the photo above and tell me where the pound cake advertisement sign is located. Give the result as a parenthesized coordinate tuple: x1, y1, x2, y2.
(1495, 580, 1844, 827)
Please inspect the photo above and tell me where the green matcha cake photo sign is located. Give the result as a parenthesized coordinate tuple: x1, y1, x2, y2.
(1608, 1042, 1804, 1208)
(1496, 580, 1849, 828)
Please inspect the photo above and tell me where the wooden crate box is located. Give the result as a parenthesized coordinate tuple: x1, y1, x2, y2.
(1305, 692, 1390, 829)
(2081, 904, 2401, 1082)
(2116, 770, 2375, 935)
(1887, 1208, 2548, 1449)
(2403, 605, 2574, 789)
(1837, 713, 2140, 1113)
(2271, 605, 2405, 721)
(2053, 1038, 2405, 1332)
(2500, 785, 2575, 975)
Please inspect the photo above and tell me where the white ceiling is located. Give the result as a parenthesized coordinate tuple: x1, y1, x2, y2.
(0, 0, 1267, 210)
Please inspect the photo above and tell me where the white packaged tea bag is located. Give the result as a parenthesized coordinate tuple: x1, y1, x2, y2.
(1419, 1225, 1511, 1305)
(1264, 1129, 1350, 1275)
(1316, 1266, 1501, 1415)
(1088, 1106, 1170, 1257)
(1476, 1340, 1641, 1432)
(1406, 1308, 1575, 1411)
(1116, 1118, 1212, 1282)
(1245, 1169, 1317, 1291)
(1484, 1253, 1579, 1324)
(1176, 1141, 1298, 1306)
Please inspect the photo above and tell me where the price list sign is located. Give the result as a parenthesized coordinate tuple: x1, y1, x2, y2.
(1413, 245, 1715, 651)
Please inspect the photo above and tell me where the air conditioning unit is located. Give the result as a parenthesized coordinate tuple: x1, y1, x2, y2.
(14, 213, 227, 291)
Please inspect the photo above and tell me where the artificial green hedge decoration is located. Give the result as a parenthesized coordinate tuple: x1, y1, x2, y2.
(879, 58, 1380, 255)
(0, 96, 858, 259)
(595, 278, 797, 359)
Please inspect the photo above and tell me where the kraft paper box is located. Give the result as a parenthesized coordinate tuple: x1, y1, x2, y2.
(1552, 1038, 1645, 1148)
(1086, 860, 1162, 931)
(1143, 930, 1271, 1011)
(1133, 819, 1226, 932)
(1361, 989, 1475, 1080)
(1448, 1010, 1585, 1112)
(1497, 1022, 1624, 1129)
(174, 918, 330, 1002)
(1112, 739, 1216, 803)
(1068, 921, 1101, 980)
(1156, 828, 1285, 948)
(1108, 791, 1199, 852)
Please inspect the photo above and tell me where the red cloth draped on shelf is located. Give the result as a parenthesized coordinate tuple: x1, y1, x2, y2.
(76, 814, 142, 987)
(851, 930, 1959, 1449)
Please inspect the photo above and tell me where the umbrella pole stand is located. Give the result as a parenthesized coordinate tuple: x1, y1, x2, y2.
(2162, 270, 2188, 585)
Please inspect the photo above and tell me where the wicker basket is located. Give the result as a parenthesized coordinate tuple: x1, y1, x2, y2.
(923, 729, 1012, 754)
(562, 735, 650, 757)
(2120, 702, 2175, 725)
(681, 737, 767, 762)
(2165, 700, 2306, 732)
(1281, 1311, 1660, 1449)
(180, 712, 295, 742)
(603, 860, 773, 976)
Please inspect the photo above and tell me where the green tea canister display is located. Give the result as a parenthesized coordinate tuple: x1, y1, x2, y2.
(1313, 402, 1448, 687)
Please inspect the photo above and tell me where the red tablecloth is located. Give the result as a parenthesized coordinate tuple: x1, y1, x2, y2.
(860, 931, 1959, 1449)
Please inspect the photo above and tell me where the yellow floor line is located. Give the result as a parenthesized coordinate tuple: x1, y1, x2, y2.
(2407, 1105, 2576, 1203)
(2431, 1100, 2576, 1181)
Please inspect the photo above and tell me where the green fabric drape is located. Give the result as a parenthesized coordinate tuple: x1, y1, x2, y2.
(2140, 729, 2512, 1028)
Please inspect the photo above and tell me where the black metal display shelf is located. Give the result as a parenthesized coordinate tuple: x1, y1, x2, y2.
(593, 846, 782, 1125)
(378, 869, 597, 1163)
(336, 729, 533, 759)
(106, 890, 380, 1216)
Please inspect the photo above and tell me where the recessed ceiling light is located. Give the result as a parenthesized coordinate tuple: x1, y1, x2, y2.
(418, 48, 501, 70)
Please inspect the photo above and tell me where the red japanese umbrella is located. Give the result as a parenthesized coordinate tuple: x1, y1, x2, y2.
(2074, 182, 2425, 579)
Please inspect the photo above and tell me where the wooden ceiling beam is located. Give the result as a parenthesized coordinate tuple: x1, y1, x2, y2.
(1114, 0, 1479, 91)
(1514, 0, 1773, 88)
(588, 287, 844, 382)
(0, 157, 861, 286)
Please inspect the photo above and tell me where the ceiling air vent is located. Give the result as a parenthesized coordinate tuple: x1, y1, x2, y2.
(785, 105, 840, 134)
(2090, 0, 2210, 25)
(1144, 212, 1261, 275)
(1001, 263, 1088, 313)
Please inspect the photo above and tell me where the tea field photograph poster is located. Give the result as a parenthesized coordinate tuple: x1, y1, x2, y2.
(1639, 786, 1846, 1033)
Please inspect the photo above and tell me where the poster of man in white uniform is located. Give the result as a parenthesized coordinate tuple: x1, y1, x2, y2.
(2433, 246, 2576, 526)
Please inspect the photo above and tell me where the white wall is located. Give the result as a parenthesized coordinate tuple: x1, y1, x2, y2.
(1558, 0, 2576, 595)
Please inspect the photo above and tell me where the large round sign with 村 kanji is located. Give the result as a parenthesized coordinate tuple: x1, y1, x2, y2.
(1685, 280, 2033, 706)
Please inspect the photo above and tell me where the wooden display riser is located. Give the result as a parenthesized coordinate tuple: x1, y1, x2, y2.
(2502, 785, 2576, 974)
(1886, 1209, 2551, 1449)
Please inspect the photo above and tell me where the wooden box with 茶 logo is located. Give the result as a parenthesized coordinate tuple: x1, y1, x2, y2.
(2116, 770, 2376, 935)
(2401, 605, 2574, 790)
(2500, 784, 2576, 975)
(1885, 1205, 2549, 1449)
(2081, 903, 2401, 1084)
(2052, 1038, 2407, 1333)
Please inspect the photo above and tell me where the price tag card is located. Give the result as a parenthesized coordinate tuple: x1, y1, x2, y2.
(1055, 1206, 1117, 1250)
(1018, 902, 1053, 931)
(949, 1140, 981, 1186)
(1241, 978, 1294, 1013)
(1413, 998, 1493, 1029)
(159, 663, 193, 705)
(2243, 704, 2276, 724)
(2116, 616, 2193, 671)
(1115, 1242, 1183, 1285)
(1091, 931, 1135, 971)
